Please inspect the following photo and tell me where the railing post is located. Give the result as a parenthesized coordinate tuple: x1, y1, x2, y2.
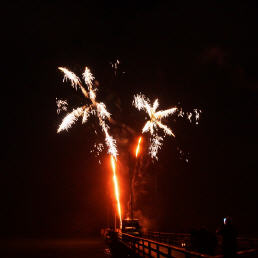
(148, 241, 151, 256)
(168, 247, 171, 257)
(157, 243, 160, 258)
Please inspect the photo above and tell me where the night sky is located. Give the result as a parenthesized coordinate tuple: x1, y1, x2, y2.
(2, 1, 258, 237)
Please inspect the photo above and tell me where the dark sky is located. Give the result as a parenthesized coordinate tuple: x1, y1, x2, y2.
(2, 1, 258, 237)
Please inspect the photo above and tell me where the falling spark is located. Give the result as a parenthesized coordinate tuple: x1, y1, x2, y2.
(149, 135, 163, 160)
(177, 147, 190, 163)
(96, 143, 104, 152)
(111, 156, 122, 229)
(187, 112, 193, 123)
(178, 108, 184, 117)
(193, 109, 202, 124)
(90, 143, 104, 156)
(90, 143, 104, 164)
(57, 66, 117, 158)
(133, 94, 177, 159)
(135, 137, 142, 158)
(56, 99, 68, 114)
(110, 59, 120, 76)
(178, 108, 202, 125)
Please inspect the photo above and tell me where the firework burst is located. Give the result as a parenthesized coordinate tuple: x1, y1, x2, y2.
(57, 67, 117, 158)
(133, 94, 177, 159)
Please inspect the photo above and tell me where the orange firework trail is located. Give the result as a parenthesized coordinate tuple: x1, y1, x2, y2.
(111, 156, 122, 229)
(135, 136, 142, 158)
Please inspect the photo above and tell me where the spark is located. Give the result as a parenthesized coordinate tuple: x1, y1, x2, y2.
(178, 107, 202, 125)
(187, 112, 193, 123)
(110, 59, 120, 76)
(133, 94, 177, 159)
(57, 66, 117, 158)
(193, 109, 202, 124)
(185, 109, 202, 125)
(178, 108, 184, 117)
(58, 67, 81, 90)
(57, 107, 84, 133)
(111, 156, 122, 229)
(82, 67, 95, 88)
(96, 143, 104, 152)
(177, 147, 190, 163)
(90, 143, 104, 164)
(82, 67, 96, 100)
(97, 103, 111, 120)
(90, 143, 104, 156)
(82, 106, 91, 124)
(149, 135, 163, 160)
(135, 137, 142, 158)
(56, 99, 68, 114)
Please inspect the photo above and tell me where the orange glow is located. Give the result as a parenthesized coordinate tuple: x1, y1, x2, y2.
(135, 137, 142, 158)
(111, 156, 122, 229)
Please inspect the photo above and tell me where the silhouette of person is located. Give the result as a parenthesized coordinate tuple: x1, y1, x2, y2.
(217, 216, 237, 257)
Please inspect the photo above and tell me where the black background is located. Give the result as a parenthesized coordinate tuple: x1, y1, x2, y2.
(1, 1, 258, 237)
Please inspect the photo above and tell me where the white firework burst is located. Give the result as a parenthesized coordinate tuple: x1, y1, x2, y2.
(57, 66, 117, 158)
(133, 94, 177, 136)
(133, 93, 177, 159)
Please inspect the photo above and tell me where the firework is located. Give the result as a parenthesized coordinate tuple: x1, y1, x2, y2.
(133, 94, 177, 159)
(111, 156, 122, 229)
(110, 59, 120, 76)
(57, 66, 122, 228)
(129, 136, 143, 219)
(57, 107, 84, 133)
(178, 107, 202, 125)
(58, 67, 81, 90)
(135, 136, 142, 158)
(57, 66, 117, 158)
(56, 99, 68, 114)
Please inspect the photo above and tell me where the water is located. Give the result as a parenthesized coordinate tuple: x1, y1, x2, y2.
(0, 237, 110, 258)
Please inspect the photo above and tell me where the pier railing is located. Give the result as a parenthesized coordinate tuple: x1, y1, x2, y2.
(143, 232, 191, 248)
(120, 233, 257, 258)
(121, 233, 218, 258)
